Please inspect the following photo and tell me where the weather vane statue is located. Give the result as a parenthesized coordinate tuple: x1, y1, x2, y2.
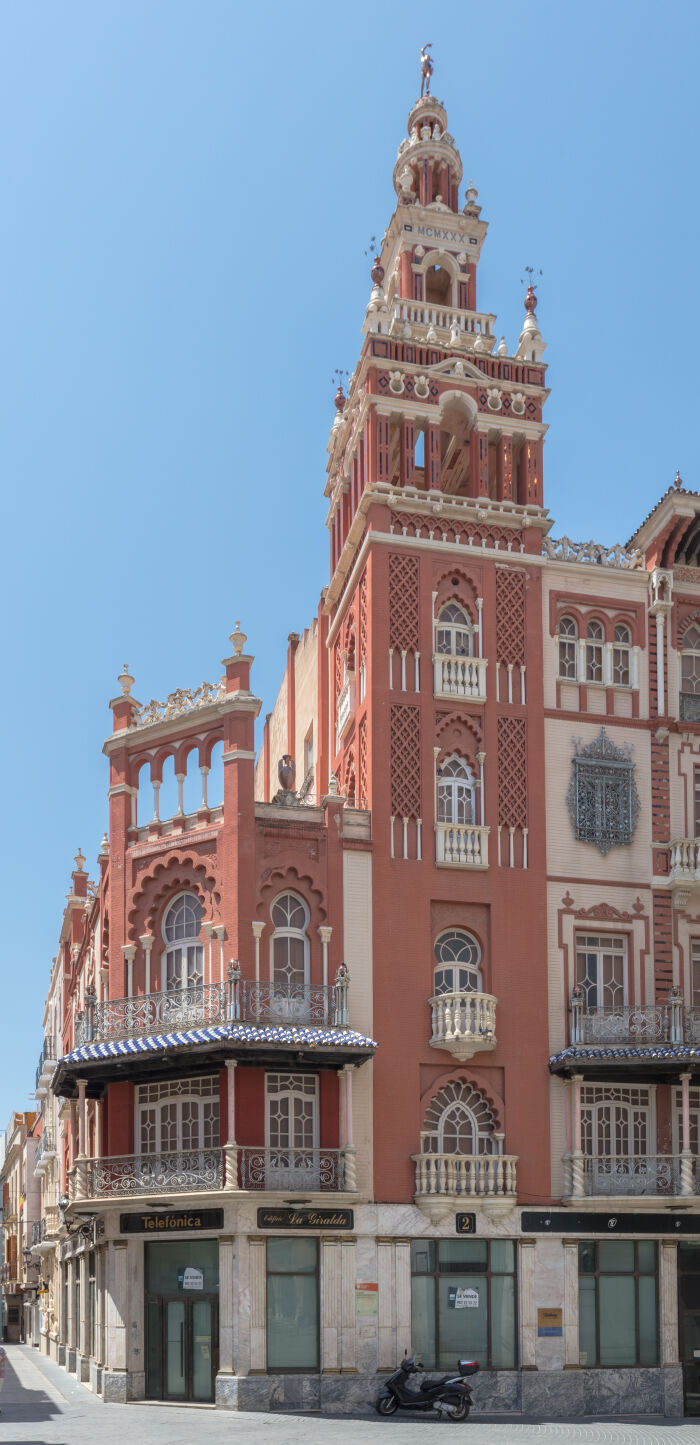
(420, 43, 433, 98)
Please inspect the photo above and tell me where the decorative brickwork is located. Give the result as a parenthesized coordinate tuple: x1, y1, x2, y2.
(358, 715, 367, 809)
(496, 568, 526, 665)
(390, 704, 421, 819)
(390, 512, 524, 552)
(653, 892, 673, 1001)
(497, 717, 527, 827)
(651, 735, 670, 841)
(389, 554, 420, 651)
(359, 569, 368, 663)
(334, 637, 343, 700)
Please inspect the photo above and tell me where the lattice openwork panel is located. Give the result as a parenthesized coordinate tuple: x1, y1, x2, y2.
(334, 637, 343, 700)
(497, 717, 527, 827)
(390, 704, 421, 818)
(358, 715, 368, 807)
(389, 553, 420, 650)
(359, 569, 368, 662)
(495, 568, 526, 665)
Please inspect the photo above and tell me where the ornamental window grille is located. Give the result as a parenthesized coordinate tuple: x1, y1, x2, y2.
(681, 626, 700, 722)
(558, 616, 578, 680)
(581, 1085, 652, 1160)
(435, 602, 474, 658)
(575, 933, 628, 1011)
(422, 1081, 496, 1156)
(270, 892, 309, 989)
(566, 728, 640, 855)
(136, 1074, 219, 1156)
(162, 893, 204, 992)
(437, 756, 475, 825)
(585, 619, 604, 683)
(612, 624, 631, 687)
(433, 930, 482, 995)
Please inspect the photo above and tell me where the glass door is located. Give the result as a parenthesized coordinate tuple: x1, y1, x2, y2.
(679, 1243, 700, 1416)
(166, 1300, 186, 1399)
(146, 1296, 217, 1402)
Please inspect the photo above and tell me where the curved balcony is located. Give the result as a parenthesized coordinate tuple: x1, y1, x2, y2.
(75, 1146, 357, 1201)
(429, 990, 497, 1061)
(413, 1149, 517, 1222)
(435, 822, 489, 869)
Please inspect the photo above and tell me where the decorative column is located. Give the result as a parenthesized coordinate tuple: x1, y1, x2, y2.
(340, 1239, 357, 1372)
(477, 753, 486, 827)
(76, 1079, 88, 1201)
(78, 1251, 89, 1377)
(321, 1238, 341, 1372)
(570, 1074, 584, 1198)
(497, 434, 513, 500)
(400, 417, 416, 488)
(224, 1060, 239, 1190)
(203, 921, 215, 984)
(563, 1238, 580, 1368)
(395, 1241, 412, 1359)
(248, 1238, 267, 1373)
(656, 612, 666, 716)
(426, 424, 441, 490)
(519, 1238, 537, 1368)
(318, 925, 333, 990)
(199, 763, 210, 817)
(213, 925, 226, 983)
(103, 1240, 128, 1402)
(660, 1240, 680, 1372)
(680, 1071, 693, 1195)
(251, 921, 265, 985)
(122, 945, 136, 998)
(215, 1235, 236, 1406)
(139, 934, 153, 996)
(377, 1240, 395, 1371)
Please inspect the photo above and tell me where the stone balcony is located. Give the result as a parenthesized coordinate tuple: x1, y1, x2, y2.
(413, 1143, 517, 1222)
(75, 971, 350, 1048)
(435, 822, 489, 868)
(565, 1152, 697, 1201)
(73, 1146, 357, 1202)
(433, 653, 487, 702)
(336, 671, 356, 747)
(429, 990, 497, 1061)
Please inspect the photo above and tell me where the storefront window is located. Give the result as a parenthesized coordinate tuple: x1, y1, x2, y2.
(266, 1238, 318, 1372)
(410, 1238, 516, 1369)
(578, 1240, 657, 1367)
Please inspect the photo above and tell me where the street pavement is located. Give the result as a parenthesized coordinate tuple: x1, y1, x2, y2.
(2, 1344, 700, 1444)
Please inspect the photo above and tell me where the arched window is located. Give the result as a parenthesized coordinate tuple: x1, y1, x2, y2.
(681, 625, 700, 721)
(585, 619, 604, 683)
(436, 602, 473, 658)
(581, 1084, 651, 1169)
(612, 624, 631, 687)
(422, 1081, 496, 1156)
(425, 264, 452, 307)
(558, 617, 578, 680)
(437, 757, 475, 825)
(163, 893, 203, 992)
(433, 931, 482, 995)
(137, 1075, 219, 1157)
(270, 892, 309, 991)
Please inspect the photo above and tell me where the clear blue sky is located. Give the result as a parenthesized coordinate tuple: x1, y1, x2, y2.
(1, 0, 699, 1124)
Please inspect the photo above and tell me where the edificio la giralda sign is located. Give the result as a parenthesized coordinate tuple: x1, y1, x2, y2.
(257, 1208, 354, 1229)
(120, 1210, 224, 1234)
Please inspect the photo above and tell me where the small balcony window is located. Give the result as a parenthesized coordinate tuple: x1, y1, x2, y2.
(163, 893, 204, 991)
(612, 624, 631, 686)
(681, 625, 700, 721)
(575, 933, 627, 1011)
(437, 757, 475, 825)
(433, 930, 482, 994)
(435, 603, 473, 658)
(558, 616, 578, 680)
(585, 619, 604, 683)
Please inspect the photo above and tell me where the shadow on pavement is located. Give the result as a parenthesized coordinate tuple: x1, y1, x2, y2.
(0, 1351, 62, 1424)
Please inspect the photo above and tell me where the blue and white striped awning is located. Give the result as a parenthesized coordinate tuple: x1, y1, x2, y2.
(63, 1021, 377, 1065)
(550, 1044, 700, 1065)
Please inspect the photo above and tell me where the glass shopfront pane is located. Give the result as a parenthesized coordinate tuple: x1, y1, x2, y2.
(191, 1299, 214, 1400)
(490, 1241, 515, 1274)
(410, 1276, 436, 1368)
(437, 1275, 487, 1368)
(638, 1275, 658, 1365)
(598, 1240, 634, 1273)
(145, 1240, 219, 1295)
(599, 1276, 636, 1365)
(267, 1273, 318, 1370)
(267, 1237, 317, 1274)
(438, 1239, 488, 1271)
(490, 1275, 516, 1368)
(579, 1276, 596, 1366)
(145, 1300, 162, 1399)
(166, 1300, 186, 1397)
(638, 1241, 656, 1275)
(411, 1240, 436, 1275)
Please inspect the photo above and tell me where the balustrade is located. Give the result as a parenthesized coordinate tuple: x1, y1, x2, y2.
(84, 1149, 223, 1199)
(669, 839, 700, 885)
(78, 1145, 356, 1200)
(76, 971, 349, 1044)
(238, 1146, 354, 1192)
(574, 1154, 687, 1198)
(390, 300, 495, 341)
(433, 654, 487, 701)
(568, 991, 700, 1045)
(435, 822, 489, 868)
(413, 1151, 517, 1201)
(336, 672, 356, 745)
(429, 991, 497, 1061)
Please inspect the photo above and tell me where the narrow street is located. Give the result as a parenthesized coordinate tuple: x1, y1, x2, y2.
(1, 1345, 698, 1445)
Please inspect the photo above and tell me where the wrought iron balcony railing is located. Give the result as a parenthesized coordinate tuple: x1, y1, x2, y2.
(31, 1219, 46, 1247)
(435, 822, 489, 869)
(429, 990, 497, 1061)
(568, 991, 700, 1046)
(75, 1145, 356, 1200)
(568, 1153, 692, 1198)
(75, 968, 350, 1046)
(238, 1146, 355, 1192)
(83, 1149, 223, 1199)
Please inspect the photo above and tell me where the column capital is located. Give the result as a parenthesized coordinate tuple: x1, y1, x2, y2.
(318, 925, 333, 943)
(251, 920, 266, 939)
(122, 944, 137, 963)
(139, 933, 154, 949)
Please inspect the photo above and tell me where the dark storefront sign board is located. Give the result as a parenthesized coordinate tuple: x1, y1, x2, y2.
(523, 1211, 700, 1235)
(257, 1208, 354, 1229)
(121, 1209, 224, 1234)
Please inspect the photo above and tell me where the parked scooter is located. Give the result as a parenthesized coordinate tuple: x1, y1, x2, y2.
(375, 1354, 479, 1420)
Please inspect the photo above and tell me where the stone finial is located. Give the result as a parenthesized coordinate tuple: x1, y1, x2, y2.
(497, 336, 508, 356)
(334, 384, 346, 413)
(99, 833, 109, 856)
(328, 771, 339, 796)
(465, 180, 478, 206)
(74, 849, 86, 873)
(230, 621, 246, 656)
(278, 755, 296, 792)
(118, 664, 134, 697)
(674, 469, 683, 491)
(524, 285, 537, 315)
(370, 256, 385, 286)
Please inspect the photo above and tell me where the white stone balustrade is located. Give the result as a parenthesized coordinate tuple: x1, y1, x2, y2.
(413, 1151, 517, 1221)
(435, 822, 489, 868)
(429, 990, 497, 1061)
(390, 300, 495, 345)
(669, 839, 700, 888)
(433, 654, 487, 702)
(336, 672, 356, 745)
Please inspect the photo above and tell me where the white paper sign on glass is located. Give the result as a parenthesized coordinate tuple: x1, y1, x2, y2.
(182, 1267, 204, 1291)
(450, 1286, 479, 1310)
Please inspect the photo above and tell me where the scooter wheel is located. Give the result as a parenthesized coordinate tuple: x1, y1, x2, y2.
(447, 1397, 470, 1421)
(376, 1395, 399, 1415)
